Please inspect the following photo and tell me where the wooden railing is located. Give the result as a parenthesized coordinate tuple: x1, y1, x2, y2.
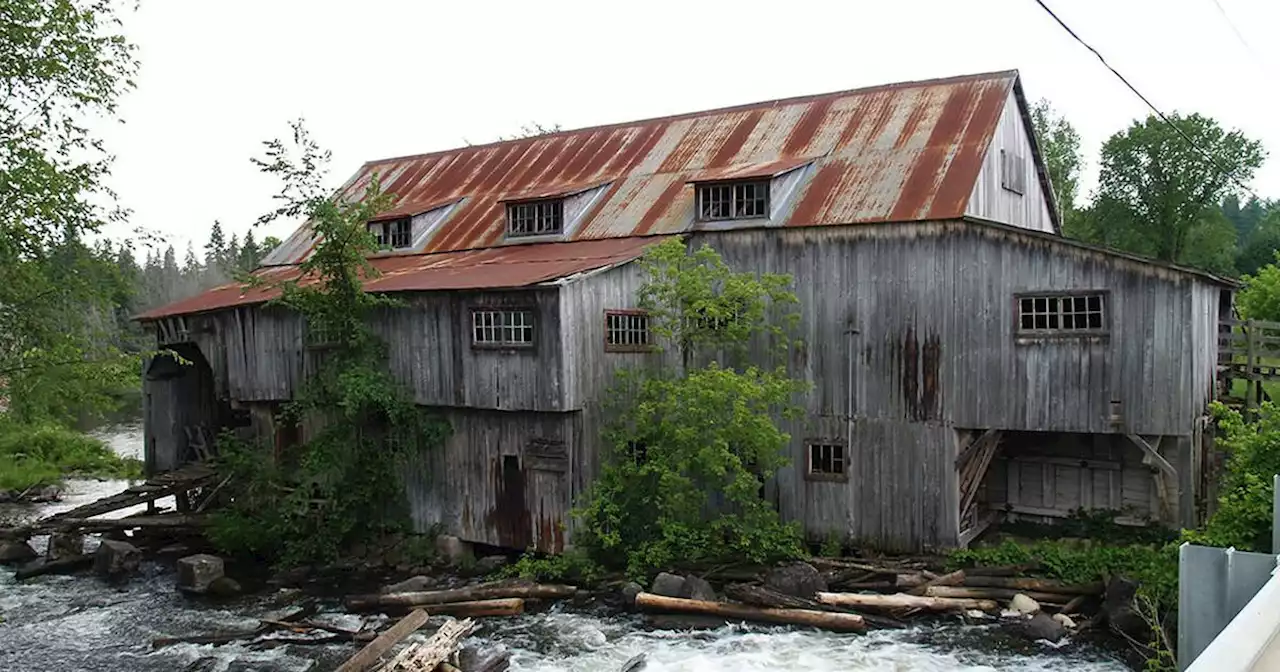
(1218, 318, 1280, 413)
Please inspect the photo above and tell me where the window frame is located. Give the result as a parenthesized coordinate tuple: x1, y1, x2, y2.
(695, 179, 771, 222)
(1000, 148, 1027, 195)
(604, 309, 654, 353)
(506, 198, 565, 238)
(805, 440, 848, 482)
(1013, 290, 1110, 339)
(469, 306, 537, 350)
(368, 217, 414, 250)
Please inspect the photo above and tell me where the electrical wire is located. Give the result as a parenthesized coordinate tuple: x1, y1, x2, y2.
(1031, 0, 1258, 197)
(1207, 0, 1274, 78)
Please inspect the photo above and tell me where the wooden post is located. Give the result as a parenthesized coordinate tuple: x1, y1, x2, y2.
(1246, 320, 1258, 419)
(334, 609, 429, 672)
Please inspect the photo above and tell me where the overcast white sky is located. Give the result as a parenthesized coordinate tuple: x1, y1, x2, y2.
(97, 0, 1280, 256)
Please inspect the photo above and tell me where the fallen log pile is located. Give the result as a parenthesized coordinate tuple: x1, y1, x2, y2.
(347, 581, 576, 612)
(635, 592, 867, 632)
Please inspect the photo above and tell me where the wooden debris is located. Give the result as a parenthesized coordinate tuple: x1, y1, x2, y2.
(1059, 594, 1089, 615)
(152, 603, 321, 649)
(335, 609, 431, 672)
(414, 598, 524, 618)
(817, 591, 997, 613)
(39, 464, 217, 524)
(964, 563, 1041, 577)
(14, 555, 93, 580)
(40, 514, 206, 534)
(959, 576, 1103, 595)
(346, 582, 574, 611)
(907, 569, 966, 596)
(377, 617, 475, 671)
(925, 586, 1073, 605)
(723, 583, 905, 629)
(635, 592, 865, 632)
(619, 652, 647, 672)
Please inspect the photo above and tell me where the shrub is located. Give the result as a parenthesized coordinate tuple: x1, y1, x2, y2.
(0, 422, 141, 491)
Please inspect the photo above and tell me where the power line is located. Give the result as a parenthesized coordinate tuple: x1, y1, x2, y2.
(1031, 0, 1258, 198)
(1207, 0, 1273, 77)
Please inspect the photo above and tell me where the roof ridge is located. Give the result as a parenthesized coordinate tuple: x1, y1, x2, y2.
(363, 69, 1020, 167)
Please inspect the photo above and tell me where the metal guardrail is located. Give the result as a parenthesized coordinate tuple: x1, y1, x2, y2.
(1178, 475, 1280, 670)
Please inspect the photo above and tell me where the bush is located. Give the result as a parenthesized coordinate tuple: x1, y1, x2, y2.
(0, 422, 141, 491)
(502, 549, 603, 585)
(1182, 402, 1280, 552)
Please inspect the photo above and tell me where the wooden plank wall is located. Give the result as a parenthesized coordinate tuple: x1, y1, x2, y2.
(403, 408, 577, 553)
(964, 90, 1056, 234)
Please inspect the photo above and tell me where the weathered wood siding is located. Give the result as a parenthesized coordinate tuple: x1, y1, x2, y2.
(965, 90, 1055, 233)
(142, 345, 219, 473)
(404, 408, 577, 552)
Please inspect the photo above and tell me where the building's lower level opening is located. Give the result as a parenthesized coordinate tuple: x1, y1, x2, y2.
(959, 430, 1180, 546)
(144, 342, 232, 473)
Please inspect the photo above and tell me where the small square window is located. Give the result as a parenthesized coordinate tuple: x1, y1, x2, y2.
(368, 218, 413, 249)
(696, 180, 770, 221)
(472, 308, 535, 348)
(605, 310, 652, 352)
(1016, 292, 1107, 336)
(507, 199, 564, 237)
(1001, 149, 1027, 195)
(807, 442, 847, 481)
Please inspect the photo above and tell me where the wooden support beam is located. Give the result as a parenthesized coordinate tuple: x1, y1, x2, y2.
(1126, 434, 1178, 522)
(959, 431, 1002, 519)
(955, 429, 998, 469)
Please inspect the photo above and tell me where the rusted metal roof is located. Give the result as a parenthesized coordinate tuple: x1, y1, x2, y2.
(138, 237, 664, 320)
(266, 70, 1018, 263)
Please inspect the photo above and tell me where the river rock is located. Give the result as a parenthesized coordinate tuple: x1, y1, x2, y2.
(1101, 575, 1147, 641)
(475, 555, 510, 575)
(383, 575, 438, 594)
(1053, 613, 1078, 630)
(30, 485, 63, 503)
(0, 540, 37, 564)
(94, 539, 141, 578)
(177, 554, 225, 594)
(435, 535, 473, 565)
(46, 532, 85, 561)
(621, 581, 643, 608)
(1009, 593, 1040, 615)
(651, 571, 686, 598)
(207, 576, 243, 597)
(763, 562, 827, 599)
(679, 574, 716, 602)
(1012, 611, 1067, 642)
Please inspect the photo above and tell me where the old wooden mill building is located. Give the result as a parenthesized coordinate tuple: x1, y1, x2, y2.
(139, 70, 1232, 553)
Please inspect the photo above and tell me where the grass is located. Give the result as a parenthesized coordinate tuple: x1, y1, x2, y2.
(0, 422, 142, 492)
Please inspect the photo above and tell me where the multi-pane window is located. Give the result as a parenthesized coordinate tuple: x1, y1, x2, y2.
(472, 309, 535, 347)
(507, 199, 564, 237)
(807, 442, 846, 479)
(1001, 149, 1026, 195)
(605, 310, 652, 352)
(696, 180, 769, 221)
(1017, 293, 1106, 333)
(368, 218, 413, 249)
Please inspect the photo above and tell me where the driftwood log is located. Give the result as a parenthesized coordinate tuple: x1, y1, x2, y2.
(723, 583, 905, 629)
(964, 563, 1041, 576)
(957, 576, 1103, 594)
(817, 591, 997, 612)
(907, 570, 966, 595)
(335, 609, 431, 672)
(635, 592, 865, 632)
(925, 586, 1071, 605)
(346, 582, 574, 612)
(377, 617, 475, 671)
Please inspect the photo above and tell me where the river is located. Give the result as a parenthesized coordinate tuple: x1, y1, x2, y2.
(0, 424, 1132, 671)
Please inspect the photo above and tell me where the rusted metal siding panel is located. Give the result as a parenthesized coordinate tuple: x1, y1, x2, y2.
(404, 408, 576, 553)
(964, 90, 1055, 232)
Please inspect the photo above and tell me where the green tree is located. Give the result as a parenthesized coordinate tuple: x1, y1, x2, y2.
(575, 238, 807, 578)
(238, 229, 262, 271)
(0, 0, 139, 424)
(1237, 210, 1280, 277)
(208, 121, 448, 566)
(1029, 99, 1083, 225)
(1091, 113, 1264, 267)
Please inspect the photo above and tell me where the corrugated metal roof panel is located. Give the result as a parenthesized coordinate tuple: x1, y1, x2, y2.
(262, 70, 1017, 263)
(140, 237, 665, 320)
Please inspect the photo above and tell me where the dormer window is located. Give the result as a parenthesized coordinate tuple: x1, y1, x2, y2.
(696, 180, 769, 221)
(507, 199, 564, 237)
(369, 217, 412, 249)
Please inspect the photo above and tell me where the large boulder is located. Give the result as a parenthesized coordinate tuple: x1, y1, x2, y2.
(435, 535, 473, 566)
(621, 581, 644, 609)
(1101, 576, 1148, 642)
(1011, 611, 1067, 643)
(475, 555, 510, 575)
(679, 574, 717, 602)
(177, 554, 225, 594)
(763, 562, 827, 599)
(207, 576, 243, 597)
(94, 539, 141, 578)
(0, 540, 37, 565)
(650, 572, 686, 598)
(46, 532, 85, 561)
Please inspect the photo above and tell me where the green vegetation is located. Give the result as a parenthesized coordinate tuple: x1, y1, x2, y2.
(0, 422, 141, 491)
(574, 238, 807, 579)
(502, 549, 603, 584)
(1182, 402, 1280, 552)
(207, 122, 449, 567)
(1031, 101, 1270, 277)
